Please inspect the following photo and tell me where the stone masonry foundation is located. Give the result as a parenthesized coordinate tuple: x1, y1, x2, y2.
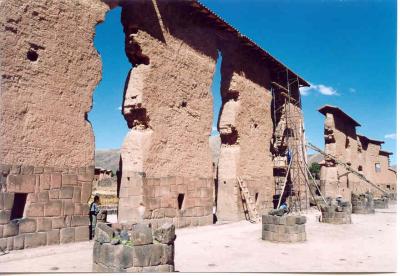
(0, 164, 93, 251)
(320, 198, 352, 224)
(92, 222, 175, 273)
(373, 196, 389, 209)
(351, 193, 375, 214)
(261, 214, 306, 243)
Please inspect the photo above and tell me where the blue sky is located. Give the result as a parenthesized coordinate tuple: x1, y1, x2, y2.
(90, 0, 396, 164)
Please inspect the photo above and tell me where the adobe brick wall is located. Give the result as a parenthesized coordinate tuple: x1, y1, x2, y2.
(0, 164, 93, 251)
(319, 107, 395, 202)
(261, 214, 306, 243)
(92, 222, 175, 272)
(216, 42, 275, 221)
(0, 0, 108, 168)
(117, 0, 216, 225)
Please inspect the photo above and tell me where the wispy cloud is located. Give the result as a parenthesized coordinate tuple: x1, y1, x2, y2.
(300, 83, 339, 96)
(349, 88, 356, 93)
(384, 133, 396, 140)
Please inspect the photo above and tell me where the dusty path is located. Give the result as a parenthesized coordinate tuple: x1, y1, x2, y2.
(0, 204, 397, 273)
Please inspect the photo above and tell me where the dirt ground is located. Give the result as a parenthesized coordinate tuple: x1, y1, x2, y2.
(0, 204, 397, 273)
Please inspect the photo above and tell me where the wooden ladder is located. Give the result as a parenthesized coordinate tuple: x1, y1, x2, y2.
(237, 177, 261, 223)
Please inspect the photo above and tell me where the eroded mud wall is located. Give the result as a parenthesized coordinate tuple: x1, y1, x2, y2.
(118, 1, 217, 227)
(216, 43, 274, 221)
(0, 0, 108, 251)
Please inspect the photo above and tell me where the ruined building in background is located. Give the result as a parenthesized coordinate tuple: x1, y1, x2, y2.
(0, 0, 309, 251)
(319, 105, 396, 201)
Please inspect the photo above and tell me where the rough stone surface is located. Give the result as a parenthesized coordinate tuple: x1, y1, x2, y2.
(95, 223, 114, 244)
(131, 223, 153, 245)
(320, 197, 352, 224)
(24, 232, 46, 248)
(352, 193, 375, 214)
(93, 223, 176, 272)
(153, 223, 176, 244)
(261, 214, 306, 243)
(60, 227, 75, 244)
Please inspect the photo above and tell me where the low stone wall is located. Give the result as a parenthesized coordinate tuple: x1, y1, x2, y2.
(373, 197, 389, 209)
(261, 214, 306, 243)
(118, 174, 214, 228)
(320, 198, 352, 224)
(351, 193, 375, 214)
(92, 222, 175, 272)
(0, 165, 93, 252)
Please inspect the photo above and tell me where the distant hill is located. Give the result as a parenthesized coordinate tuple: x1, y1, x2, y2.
(95, 149, 120, 173)
(95, 136, 222, 173)
(307, 153, 324, 165)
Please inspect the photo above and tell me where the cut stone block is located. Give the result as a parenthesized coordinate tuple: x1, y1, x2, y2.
(37, 217, 52, 231)
(113, 244, 134, 269)
(95, 223, 114, 244)
(75, 225, 89, 242)
(3, 221, 19, 237)
(7, 175, 35, 193)
(153, 223, 176, 244)
(44, 200, 62, 217)
(52, 217, 66, 229)
(27, 203, 44, 217)
(1, 193, 15, 210)
(0, 210, 11, 224)
(50, 174, 62, 189)
(60, 227, 75, 244)
(19, 218, 37, 234)
(14, 235, 25, 250)
(71, 215, 89, 227)
(47, 229, 60, 245)
(60, 187, 74, 199)
(25, 232, 46, 248)
(62, 174, 77, 186)
(131, 223, 153, 245)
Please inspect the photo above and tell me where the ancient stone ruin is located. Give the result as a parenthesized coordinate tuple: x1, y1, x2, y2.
(318, 105, 396, 202)
(261, 214, 307, 243)
(351, 192, 375, 214)
(92, 222, 175, 272)
(320, 197, 352, 224)
(373, 196, 389, 209)
(0, 0, 310, 251)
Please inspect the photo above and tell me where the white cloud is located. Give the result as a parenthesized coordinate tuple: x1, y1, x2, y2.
(349, 88, 356, 93)
(300, 83, 339, 96)
(384, 133, 396, 140)
(117, 106, 122, 111)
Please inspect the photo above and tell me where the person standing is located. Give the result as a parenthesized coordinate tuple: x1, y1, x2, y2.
(89, 195, 100, 239)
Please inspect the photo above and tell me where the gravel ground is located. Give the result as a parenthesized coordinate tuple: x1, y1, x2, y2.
(0, 204, 397, 273)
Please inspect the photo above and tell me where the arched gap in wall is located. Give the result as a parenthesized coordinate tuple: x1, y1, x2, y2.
(89, 7, 131, 220)
(210, 50, 222, 224)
